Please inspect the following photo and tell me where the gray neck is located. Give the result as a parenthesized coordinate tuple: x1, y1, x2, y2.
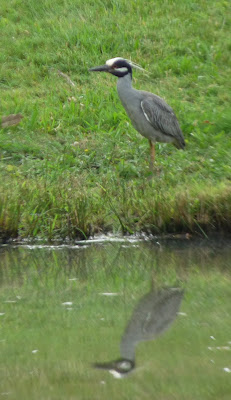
(120, 330, 136, 361)
(116, 73, 135, 107)
(117, 72, 133, 92)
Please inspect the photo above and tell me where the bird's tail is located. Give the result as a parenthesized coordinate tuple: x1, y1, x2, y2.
(174, 137, 185, 150)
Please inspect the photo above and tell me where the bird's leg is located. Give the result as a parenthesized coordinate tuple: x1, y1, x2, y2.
(149, 140, 155, 170)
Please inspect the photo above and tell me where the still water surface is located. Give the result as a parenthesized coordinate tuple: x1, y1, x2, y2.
(0, 237, 231, 399)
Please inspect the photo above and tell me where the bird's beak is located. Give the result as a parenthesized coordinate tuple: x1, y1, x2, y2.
(89, 64, 110, 72)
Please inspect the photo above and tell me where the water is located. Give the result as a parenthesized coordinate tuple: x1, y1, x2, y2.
(0, 238, 231, 399)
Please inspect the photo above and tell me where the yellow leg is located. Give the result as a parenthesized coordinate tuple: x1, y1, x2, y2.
(149, 140, 155, 170)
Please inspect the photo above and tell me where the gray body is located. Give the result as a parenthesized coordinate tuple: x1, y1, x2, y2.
(120, 287, 184, 361)
(89, 57, 185, 167)
(93, 286, 184, 377)
(117, 74, 185, 148)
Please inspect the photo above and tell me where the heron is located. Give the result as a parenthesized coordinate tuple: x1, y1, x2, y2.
(89, 57, 185, 170)
(93, 287, 184, 378)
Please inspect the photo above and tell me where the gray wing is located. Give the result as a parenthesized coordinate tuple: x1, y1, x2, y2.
(140, 93, 185, 148)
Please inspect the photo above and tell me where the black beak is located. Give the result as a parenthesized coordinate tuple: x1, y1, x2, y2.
(89, 64, 109, 72)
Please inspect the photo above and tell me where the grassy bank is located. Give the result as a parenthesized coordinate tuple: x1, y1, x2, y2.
(0, 0, 231, 240)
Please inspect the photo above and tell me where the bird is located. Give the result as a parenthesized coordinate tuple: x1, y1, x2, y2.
(89, 57, 185, 170)
(93, 286, 184, 378)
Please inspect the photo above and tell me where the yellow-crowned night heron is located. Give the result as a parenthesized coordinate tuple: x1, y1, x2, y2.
(93, 287, 184, 378)
(89, 57, 185, 169)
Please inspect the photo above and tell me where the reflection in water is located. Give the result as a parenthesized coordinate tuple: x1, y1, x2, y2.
(1, 239, 231, 399)
(93, 287, 184, 378)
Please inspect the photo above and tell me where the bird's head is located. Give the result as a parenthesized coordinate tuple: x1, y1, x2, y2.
(89, 57, 133, 78)
(93, 358, 135, 378)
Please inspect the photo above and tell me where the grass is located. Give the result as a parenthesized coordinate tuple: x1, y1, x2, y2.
(1, 240, 231, 399)
(0, 0, 231, 240)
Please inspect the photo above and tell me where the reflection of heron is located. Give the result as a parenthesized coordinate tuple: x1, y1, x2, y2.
(93, 287, 183, 378)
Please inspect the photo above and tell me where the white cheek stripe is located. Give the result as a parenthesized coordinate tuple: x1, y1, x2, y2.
(116, 67, 128, 73)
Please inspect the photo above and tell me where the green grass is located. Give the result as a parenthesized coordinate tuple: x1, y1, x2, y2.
(1, 241, 231, 399)
(0, 0, 231, 240)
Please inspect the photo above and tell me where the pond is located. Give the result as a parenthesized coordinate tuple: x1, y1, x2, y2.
(0, 237, 231, 399)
